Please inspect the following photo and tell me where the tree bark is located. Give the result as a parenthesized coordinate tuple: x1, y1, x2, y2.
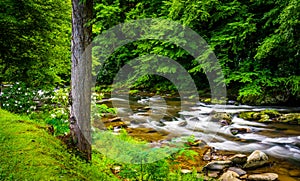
(70, 0, 93, 161)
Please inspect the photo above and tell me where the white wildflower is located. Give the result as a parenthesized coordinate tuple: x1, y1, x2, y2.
(38, 90, 44, 96)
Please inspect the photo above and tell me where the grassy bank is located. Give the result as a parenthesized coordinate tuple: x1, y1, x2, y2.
(0, 109, 117, 180)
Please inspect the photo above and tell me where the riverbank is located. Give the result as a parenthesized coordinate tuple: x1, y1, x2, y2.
(0, 109, 212, 180)
(0, 109, 118, 180)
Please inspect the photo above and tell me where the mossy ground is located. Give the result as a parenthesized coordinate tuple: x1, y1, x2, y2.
(0, 109, 118, 180)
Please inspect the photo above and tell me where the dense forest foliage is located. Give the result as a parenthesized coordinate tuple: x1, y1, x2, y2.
(93, 0, 300, 105)
(1, 0, 299, 105)
(0, 0, 71, 89)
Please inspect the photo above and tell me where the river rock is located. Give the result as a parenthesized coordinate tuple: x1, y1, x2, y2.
(219, 170, 241, 181)
(229, 154, 247, 165)
(181, 169, 192, 174)
(230, 128, 252, 135)
(248, 173, 278, 181)
(103, 117, 128, 128)
(125, 127, 168, 142)
(203, 160, 232, 170)
(203, 147, 215, 161)
(228, 167, 247, 176)
(207, 170, 220, 178)
(243, 150, 269, 169)
(238, 110, 281, 123)
(220, 119, 231, 126)
(153, 120, 166, 127)
(108, 117, 122, 122)
(187, 139, 206, 147)
(211, 112, 232, 123)
(178, 120, 188, 127)
(111, 165, 121, 174)
(278, 113, 300, 124)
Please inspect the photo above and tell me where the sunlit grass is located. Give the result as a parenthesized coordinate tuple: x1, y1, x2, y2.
(0, 109, 117, 180)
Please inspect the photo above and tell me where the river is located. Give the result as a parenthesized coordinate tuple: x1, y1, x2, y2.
(96, 93, 300, 181)
(98, 94, 300, 163)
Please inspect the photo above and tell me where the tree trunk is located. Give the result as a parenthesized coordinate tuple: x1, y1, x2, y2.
(70, 0, 93, 161)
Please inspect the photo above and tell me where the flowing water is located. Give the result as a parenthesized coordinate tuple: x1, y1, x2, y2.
(99, 94, 300, 163)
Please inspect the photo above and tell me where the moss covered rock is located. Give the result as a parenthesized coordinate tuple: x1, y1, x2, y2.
(238, 111, 269, 122)
(238, 110, 281, 123)
(211, 112, 232, 124)
(277, 113, 300, 124)
(239, 110, 300, 124)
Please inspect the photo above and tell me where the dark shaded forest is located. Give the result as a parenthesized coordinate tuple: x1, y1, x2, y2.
(1, 0, 299, 106)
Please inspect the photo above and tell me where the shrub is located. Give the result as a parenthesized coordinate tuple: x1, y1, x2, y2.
(0, 82, 48, 114)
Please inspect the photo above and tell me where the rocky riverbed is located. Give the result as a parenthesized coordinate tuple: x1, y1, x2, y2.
(93, 95, 300, 180)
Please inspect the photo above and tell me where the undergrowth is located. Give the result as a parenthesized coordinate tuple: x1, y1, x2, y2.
(0, 109, 209, 180)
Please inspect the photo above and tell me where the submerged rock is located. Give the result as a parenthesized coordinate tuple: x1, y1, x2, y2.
(243, 150, 269, 169)
(125, 127, 168, 142)
(100, 117, 128, 129)
(178, 120, 188, 127)
(248, 173, 278, 181)
(230, 128, 252, 135)
(289, 169, 300, 177)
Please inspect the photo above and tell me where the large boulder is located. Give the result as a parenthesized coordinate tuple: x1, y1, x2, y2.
(248, 173, 278, 181)
(243, 150, 269, 169)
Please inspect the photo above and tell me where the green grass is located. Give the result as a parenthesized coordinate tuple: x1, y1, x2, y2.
(0, 109, 210, 181)
(0, 109, 118, 181)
